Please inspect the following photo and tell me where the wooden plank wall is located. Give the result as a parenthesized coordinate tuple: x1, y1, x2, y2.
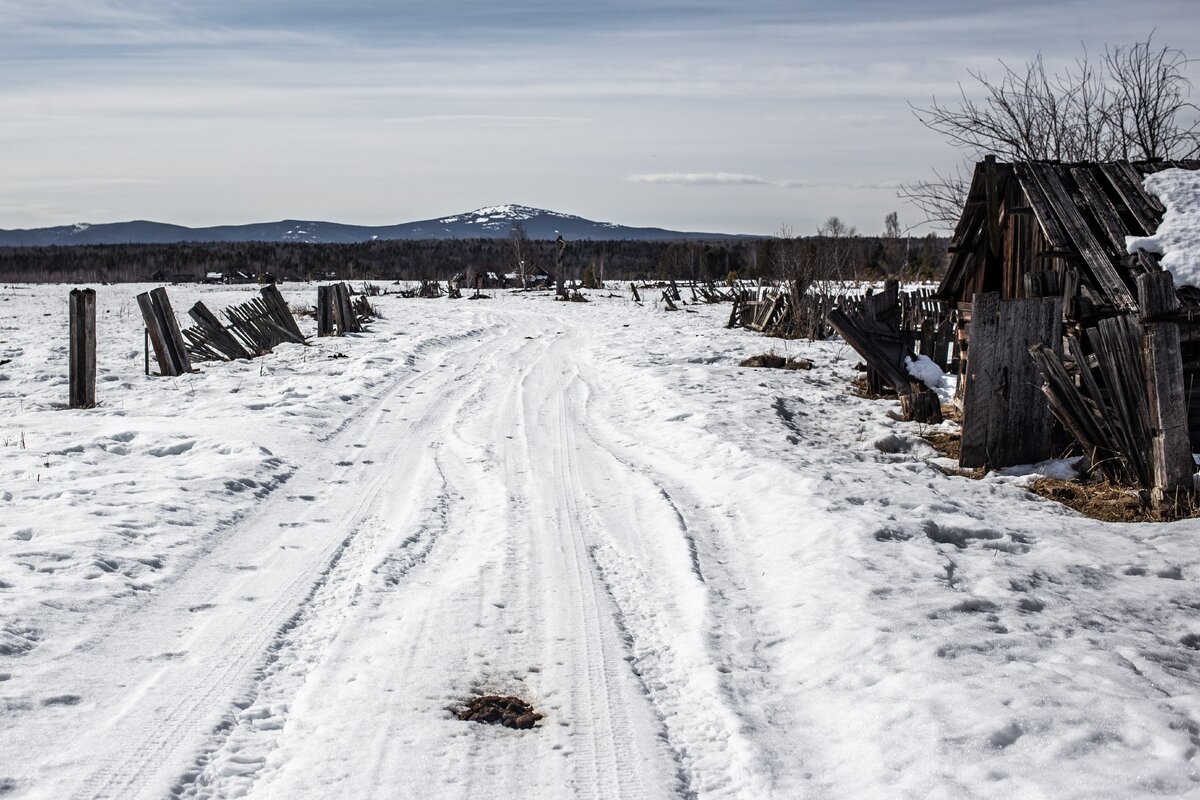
(960, 292, 1063, 468)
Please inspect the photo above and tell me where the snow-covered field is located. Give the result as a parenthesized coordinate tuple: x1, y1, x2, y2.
(2, 283, 1200, 799)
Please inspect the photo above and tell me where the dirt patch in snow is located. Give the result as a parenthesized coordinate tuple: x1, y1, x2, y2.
(739, 353, 812, 370)
(921, 429, 962, 462)
(455, 695, 543, 729)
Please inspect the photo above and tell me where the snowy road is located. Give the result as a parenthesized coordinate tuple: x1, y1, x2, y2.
(5, 286, 1200, 799)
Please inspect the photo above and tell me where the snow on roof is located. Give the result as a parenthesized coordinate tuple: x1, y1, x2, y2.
(1127, 167, 1200, 288)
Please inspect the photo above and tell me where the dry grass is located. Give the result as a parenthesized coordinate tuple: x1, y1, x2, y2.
(1029, 478, 1200, 523)
(1028, 478, 1155, 522)
(915, 418, 1197, 521)
(921, 429, 962, 462)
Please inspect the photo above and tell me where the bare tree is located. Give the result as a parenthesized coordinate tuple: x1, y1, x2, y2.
(902, 35, 1200, 227)
(882, 211, 906, 276)
(815, 216, 858, 283)
(510, 221, 529, 289)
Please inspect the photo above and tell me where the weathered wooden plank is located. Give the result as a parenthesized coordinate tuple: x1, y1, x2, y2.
(150, 287, 192, 375)
(69, 288, 96, 408)
(334, 283, 360, 334)
(317, 285, 335, 337)
(1098, 163, 1159, 235)
(961, 293, 1062, 468)
(1030, 343, 1117, 477)
(1013, 163, 1072, 253)
(1139, 271, 1194, 509)
(188, 301, 252, 360)
(1029, 164, 1137, 310)
(1088, 317, 1152, 487)
(260, 284, 306, 341)
(1071, 167, 1135, 257)
(827, 308, 911, 393)
(137, 291, 175, 376)
(960, 293, 1000, 467)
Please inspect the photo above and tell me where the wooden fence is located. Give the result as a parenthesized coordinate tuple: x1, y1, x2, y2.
(181, 284, 305, 362)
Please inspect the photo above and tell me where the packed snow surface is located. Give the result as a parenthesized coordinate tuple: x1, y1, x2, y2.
(2, 285, 1200, 799)
(1127, 168, 1200, 287)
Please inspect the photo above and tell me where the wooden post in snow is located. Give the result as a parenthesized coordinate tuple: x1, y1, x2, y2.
(68, 288, 96, 408)
(1138, 270, 1194, 510)
(316, 285, 335, 336)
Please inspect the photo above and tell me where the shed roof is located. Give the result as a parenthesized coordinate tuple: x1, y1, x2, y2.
(937, 158, 1200, 309)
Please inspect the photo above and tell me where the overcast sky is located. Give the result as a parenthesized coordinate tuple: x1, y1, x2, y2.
(2, 0, 1198, 235)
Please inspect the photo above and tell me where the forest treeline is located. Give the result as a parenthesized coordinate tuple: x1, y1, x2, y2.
(0, 234, 946, 284)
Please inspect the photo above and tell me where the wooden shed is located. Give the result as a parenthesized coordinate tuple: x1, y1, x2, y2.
(936, 156, 1200, 468)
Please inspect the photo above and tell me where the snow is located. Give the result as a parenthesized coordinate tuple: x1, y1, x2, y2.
(2, 285, 1200, 799)
(904, 353, 944, 390)
(438, 205, 583, 226)
(904, 353, 957, 405)
(1127, 167, 1200, 288)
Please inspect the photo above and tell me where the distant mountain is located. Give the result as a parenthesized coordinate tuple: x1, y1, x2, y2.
(0, 205, 750, 246)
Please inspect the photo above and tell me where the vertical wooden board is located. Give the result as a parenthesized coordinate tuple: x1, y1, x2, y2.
(993, 296, 1061, 466)
(150, 287, 191, 375)
(963, 294, 1061, 468)
(317, 285, 336, 336)
(1139, 271, 1194, 504)
(335, 283, 358, 333)
(137, 291, 173, 376)
(960, 292, 1000, 468)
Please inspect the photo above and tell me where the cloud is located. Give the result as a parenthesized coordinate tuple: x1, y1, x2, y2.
(633, 173, 840, 189)
(629, 172, 779, 186)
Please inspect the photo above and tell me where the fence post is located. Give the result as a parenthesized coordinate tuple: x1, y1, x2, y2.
(1138, 271, 1193, 510)
(68, 288, 96, 408)
(137, 288, 190, 376)
(317, 285, 335, 336)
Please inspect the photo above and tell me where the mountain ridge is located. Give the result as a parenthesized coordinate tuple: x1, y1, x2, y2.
(0, 204, 753, 246)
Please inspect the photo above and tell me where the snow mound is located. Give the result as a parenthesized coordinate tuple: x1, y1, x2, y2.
(903, 354, 943, 388)
(1126, 168, 1200, 288)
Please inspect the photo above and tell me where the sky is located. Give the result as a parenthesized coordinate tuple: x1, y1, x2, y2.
(2, 0, 1199, 236)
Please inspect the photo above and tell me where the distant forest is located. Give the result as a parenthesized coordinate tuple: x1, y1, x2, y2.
(0, 234, 947, 284)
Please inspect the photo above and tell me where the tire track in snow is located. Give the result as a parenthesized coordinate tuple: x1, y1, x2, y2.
(541, 338, 769, 799)
(12, 318, 508, 800)
(573, 351, 823, 797)
(171, 322, 515, 798)
(238, 313, 684, 799)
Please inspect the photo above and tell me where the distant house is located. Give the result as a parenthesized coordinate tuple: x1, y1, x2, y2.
(150, 269, 197, 284)
(937, 155, 1200, 320)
